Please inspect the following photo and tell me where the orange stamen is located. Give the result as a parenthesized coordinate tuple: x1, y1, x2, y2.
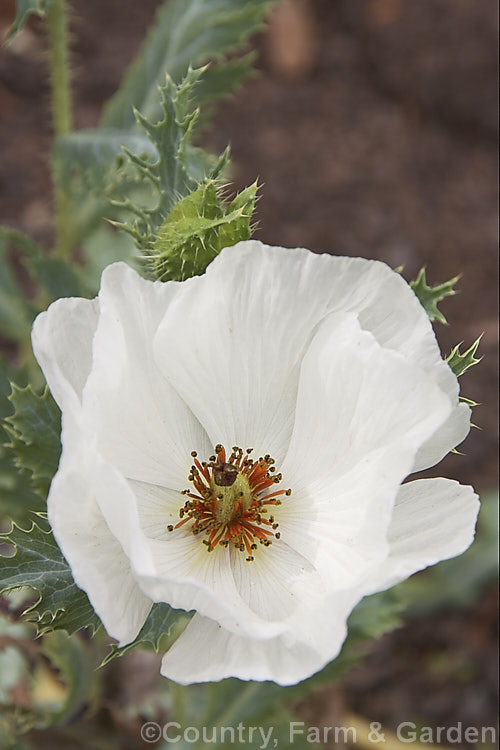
(168, 444, 291, 561)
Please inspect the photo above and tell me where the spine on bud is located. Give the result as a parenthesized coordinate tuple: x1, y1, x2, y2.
(152, 180, 259, 281)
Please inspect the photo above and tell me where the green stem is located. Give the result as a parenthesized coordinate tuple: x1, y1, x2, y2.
(46, 0, 73, 257)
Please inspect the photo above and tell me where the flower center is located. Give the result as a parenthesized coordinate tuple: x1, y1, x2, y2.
(168, 445, 291, 562)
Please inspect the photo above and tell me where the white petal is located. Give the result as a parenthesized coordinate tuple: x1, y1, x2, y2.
(412, 401, 471, 472)
(154, 242, 359, 463)
(142, 537, 285, 639)
(154, 242, 464, 469)
(31, 296, 99, 411)
(128, 479, 186, 539)
(318, 253, 469, 469)
(367, 478, 480, 592)
(161, 580, 360, 685)
(82, 263, 211, 489)
(48, 421, 152, 645)
(279, 313, 451, 587)
(352, 263, 471, 469)
(230, 540, 320, 622)
(159, 613, 327, 685)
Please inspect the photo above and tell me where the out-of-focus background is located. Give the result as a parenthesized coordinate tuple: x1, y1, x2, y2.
(0, 0, 498, 746)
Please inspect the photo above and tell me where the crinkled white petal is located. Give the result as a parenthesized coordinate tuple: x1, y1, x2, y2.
(32, 289, 153, 645)
(344, 260, 469, 469)
(32, 247, 477, 685)
(412, 401, 471, 472)
(141, 537, 286, 639)
(365, 477, 480, 593)
(47, 420, 152, 646)
(127, 479, 187, 539)
(229, 539, 321, 622)
(279, 312, 451, 588)
(154, 242, 365, 463)
(153, 242, 467, 470)
(31, 296, 99, 411)
(159, 612, 333, 685)
(310, 249, 470, 469)
(82, 263, 211, 490)
(160, 573, 361, 685)
(160, 477, 479, 685)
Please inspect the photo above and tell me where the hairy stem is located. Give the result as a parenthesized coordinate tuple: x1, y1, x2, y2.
(46, 0, 73, 257)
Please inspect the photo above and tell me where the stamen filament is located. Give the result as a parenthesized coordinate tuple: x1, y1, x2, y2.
(168, 444, 291, 561)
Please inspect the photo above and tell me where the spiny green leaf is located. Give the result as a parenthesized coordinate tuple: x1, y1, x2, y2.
(52, 128, 223, 257)
(447, 336, 483, 378)
(195, 52, 258, 126)
(4, 385, 61, 499)
(459, 395, 479, 407)
(0, 448, 46, 526)
(153, 179, 258, 281)
(102, 603, 191, 665)
(410, 267, 459, 324)
(197, 52, 258, 105)
(0, 358, 45, 525)
(55, 130, 220, 198)
(112, 68, 229, 255)
(217, 181, 259, 250)
(54, 128, 156, 192)
(128, 67, 210, 212)
(0, 357, 28, 430)
(55, 62, 254, 184)
(50, 0, 273, 245)
(0, 522, 101, 635)
(102, 0, 274, 129)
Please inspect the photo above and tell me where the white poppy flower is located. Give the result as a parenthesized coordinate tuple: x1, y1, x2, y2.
(31, 241, 479, 686)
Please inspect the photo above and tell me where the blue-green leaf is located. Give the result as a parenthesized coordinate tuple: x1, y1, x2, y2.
(0, 358, 45, 525)
(102, 0, 273, 129)
(102, 603, 191, 665)
(410, 267, 459, 324)
(54, 128, 156, 191)
(111, 68, 229, 254)
(0, 522, 101, 635)
(447, 336, 483, 378)
(3, 385, 61, 499)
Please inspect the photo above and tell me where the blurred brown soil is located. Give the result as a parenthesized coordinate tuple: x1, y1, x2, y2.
(0, 0, 498, 744)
